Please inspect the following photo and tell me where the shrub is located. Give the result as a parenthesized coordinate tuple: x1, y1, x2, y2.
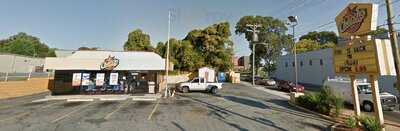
(359, 116, 382, 131)
(344, 116, 358, 128)
(295, 86, 344, 116)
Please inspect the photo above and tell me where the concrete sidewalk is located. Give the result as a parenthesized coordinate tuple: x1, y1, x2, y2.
(239, 81, 289, 99)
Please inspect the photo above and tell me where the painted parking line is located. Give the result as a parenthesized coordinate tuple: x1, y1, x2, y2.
(147, 98, 161, 120)
(40, 101, 65, 109)
(0, 101, 33, 110)
(0, 112, 30, 123)
(0, 100, 65, 123)
(104, 100, 131, 120)
(51, 102, 97, 123)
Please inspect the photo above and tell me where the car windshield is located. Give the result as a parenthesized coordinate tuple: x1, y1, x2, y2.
(192, 78, 199, 83)
(357, 84, 374, 93)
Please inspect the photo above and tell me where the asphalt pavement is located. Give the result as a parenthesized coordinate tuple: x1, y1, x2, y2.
(0, 83, 334, 131)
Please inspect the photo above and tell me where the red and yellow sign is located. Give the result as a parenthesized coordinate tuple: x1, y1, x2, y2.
(335, 3, 378, 38)
(334, 39, 378, 74)
(334, 38, 396, 76)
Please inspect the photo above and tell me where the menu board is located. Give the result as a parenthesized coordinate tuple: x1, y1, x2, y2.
(72, 73, 82, 86)
(109, 73, 119, 85)
(96, 73, 105, 86)
(81, 73, 90, 86)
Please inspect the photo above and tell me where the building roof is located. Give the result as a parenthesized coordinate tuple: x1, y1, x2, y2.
(54, 50, 76, 57)
(45, 51, 165, 71)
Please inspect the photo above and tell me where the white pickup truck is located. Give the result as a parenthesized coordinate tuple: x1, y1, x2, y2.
(326, 78, 398, 112)
(178, 77, 223, 94)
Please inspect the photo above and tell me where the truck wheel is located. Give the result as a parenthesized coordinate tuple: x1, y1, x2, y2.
(182, 86, 189, 93)
(363, 101, 374, 112)
(210, 87, 218, 94)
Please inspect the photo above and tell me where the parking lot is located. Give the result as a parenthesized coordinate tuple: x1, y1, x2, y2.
(0, 83, 334, 131)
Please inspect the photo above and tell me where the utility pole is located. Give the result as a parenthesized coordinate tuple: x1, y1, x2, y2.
(164, 10, 171, 97)
(288, 16, 298, 89)
(246, 23, 261, 86)
(385, 0, 400, 94)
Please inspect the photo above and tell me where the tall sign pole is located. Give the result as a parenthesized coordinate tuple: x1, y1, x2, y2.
(334, 3, 391, 131)
(385, 0, 400, 93)
(164, 10, 171, 97)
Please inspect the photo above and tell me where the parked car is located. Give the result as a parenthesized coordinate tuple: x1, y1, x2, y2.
(277, 81, 304, 92)
(264, 78, 277, 87)
(178, 77, 223, 94)
(326, 78, 398, 112)
(254, 76, 265, 85)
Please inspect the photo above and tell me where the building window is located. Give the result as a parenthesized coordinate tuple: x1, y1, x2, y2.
(292, 62, 295, 67)
(309, 60, 312, 66)
(285, 62, 288, 67)
(300, 61, 303, 67)
(320, 59, 323, 66)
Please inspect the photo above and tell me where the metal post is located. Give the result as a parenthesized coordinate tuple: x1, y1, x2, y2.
(27, 67, 32, 81)
(385, 0, 400, 94)
(5, 72, 8, 82)
(293, 25, 298, 89)
(252, 43, 255, 86)
(350, 75, 361, 117)
(369, 75, 385, 131)
(164, 10, 171, 97)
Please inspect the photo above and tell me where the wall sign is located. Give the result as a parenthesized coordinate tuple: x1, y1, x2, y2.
(96, 73, 105, 86)
(100, 55, 119, 70)
(72, 73, 82, 86)
(81, 73, 90, 86)
(109, 73, 119, 85)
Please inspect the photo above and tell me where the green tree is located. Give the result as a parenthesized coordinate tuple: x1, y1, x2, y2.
(184, 22, 233, 71)
(155, 39, 205, 72)
(123, 29, 153, 51)
(235, 16, 291, 75)
(78, 47, 98, 50)
(368, 27, 389, 36)
(299, 31, 338, 45)
(0, 32, 53, 57)
(294, 39, 335, 54)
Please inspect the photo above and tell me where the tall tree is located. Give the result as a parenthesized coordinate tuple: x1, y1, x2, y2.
(299, 31, 338, 45)
(294, 39, 335, 54)
(156, 39, 204, 71)
(0, 32, 55, 57)
(123, 29, 153, 51)
(235, 16, 291, 75)
(184, 22, 234, 71)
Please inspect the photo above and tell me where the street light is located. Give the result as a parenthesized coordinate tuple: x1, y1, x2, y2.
(246, 24, 261, 86)
(288, 16, 298, 89)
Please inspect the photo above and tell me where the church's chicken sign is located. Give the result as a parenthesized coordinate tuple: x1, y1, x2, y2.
(335, 3, 378, 38)
(334, 3, 396, 76)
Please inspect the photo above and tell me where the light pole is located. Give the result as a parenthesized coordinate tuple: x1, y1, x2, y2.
(246, 24, 261, 86)
(288, 16, 298, 88)
(164, 10, 171, 97)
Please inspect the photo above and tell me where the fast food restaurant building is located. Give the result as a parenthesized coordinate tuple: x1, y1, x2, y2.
(44, 50, 166, 95)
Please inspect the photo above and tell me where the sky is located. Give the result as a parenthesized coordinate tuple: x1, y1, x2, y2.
(0, 0, 399, 56)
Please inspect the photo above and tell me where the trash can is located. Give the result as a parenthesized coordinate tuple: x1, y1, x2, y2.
(148, 81, 155, 94)
(218, 72, 226, 82)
